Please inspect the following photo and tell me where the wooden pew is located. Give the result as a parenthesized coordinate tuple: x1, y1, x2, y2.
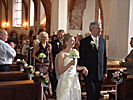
(102, 61, 126, 90)
(117, 72, 133, 100)
(10, 63, 20, 71)
(0, 78, 41, 100)
(0, 71, 29, 81)
(108, 72, 133, 100)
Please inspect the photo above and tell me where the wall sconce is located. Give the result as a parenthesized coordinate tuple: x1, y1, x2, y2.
(23, 22, 28, 30)
(2, 22, 9, 30)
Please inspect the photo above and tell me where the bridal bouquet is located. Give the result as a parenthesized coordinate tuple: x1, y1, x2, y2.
(112, 69, 123, 82)
(69, 49, 79, 59)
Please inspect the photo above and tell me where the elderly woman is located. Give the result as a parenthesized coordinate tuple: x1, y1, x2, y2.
(33, 31, 53, 99)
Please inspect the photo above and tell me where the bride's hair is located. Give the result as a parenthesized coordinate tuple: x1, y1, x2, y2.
(63, 33, 73, 49)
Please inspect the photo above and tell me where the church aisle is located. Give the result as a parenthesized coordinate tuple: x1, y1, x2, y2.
(47, 91, 110, 100)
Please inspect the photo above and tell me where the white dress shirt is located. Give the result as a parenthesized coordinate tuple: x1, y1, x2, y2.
(0, 40, 16, 65)
(91, 35, 99, 49)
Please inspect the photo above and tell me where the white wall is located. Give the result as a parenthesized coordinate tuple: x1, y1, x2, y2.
(128, 0, 133, 53)
(108, 0, 130, 60)
(51, 0, 68, 34)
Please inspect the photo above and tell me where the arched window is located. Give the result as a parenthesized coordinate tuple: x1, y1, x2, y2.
(95, 0, 103, 36)
(98, 8, 102, 29)
(30, 0, 34, 26)
(13, 0, 22, 27)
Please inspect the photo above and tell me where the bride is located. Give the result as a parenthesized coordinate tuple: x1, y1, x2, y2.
(56, 33, 88, 100)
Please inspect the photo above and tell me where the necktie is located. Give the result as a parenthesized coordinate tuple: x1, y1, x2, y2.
(95, 38, 98, 49)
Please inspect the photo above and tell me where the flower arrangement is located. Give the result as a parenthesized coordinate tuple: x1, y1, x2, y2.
(35, 71, 49, 84)
(28, 65, 35, 75)
(90, 41, 95, 49)
(16, 59, 28, 71)
(112, 69, 123, 82)
(17, 59, 25, 64)
(69, 49, 79, 59)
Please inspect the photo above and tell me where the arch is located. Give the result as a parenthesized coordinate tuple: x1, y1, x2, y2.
(41, 0, 51, 35)
(69, 0, 87, 30)
(0, 0, 2, 27)
(32, 0, 38, 22)
(22, 0, 28, 21)
(2, 0, 8, 22)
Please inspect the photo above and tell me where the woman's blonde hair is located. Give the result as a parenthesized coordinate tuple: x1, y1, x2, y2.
(38, 31, 48, 42)
(63, 33, 73, 49)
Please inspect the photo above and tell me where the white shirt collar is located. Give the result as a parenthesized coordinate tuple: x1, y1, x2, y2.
(91, 35, 99, 41)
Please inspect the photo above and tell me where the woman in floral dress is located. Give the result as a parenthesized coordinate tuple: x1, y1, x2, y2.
(33, 31, 53, 100)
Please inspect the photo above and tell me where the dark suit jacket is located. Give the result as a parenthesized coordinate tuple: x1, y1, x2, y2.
(78, 35, 107, 83)
(51, 39, 63, 63)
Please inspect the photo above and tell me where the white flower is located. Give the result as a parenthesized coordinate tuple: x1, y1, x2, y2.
(17, 59, 21, 62)
(90, 41, 95, 45)
(38, 53, 46, 59)
(35, 71, 40, 76)
(69, 49, 79, 59)
(28, 65, 35, 74)
(57, 42, 59, 48)
(120, 69, 123, 72)
(112, 70, 123, 82)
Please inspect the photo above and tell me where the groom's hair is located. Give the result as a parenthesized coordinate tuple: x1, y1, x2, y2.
(89, 21, 100, 32)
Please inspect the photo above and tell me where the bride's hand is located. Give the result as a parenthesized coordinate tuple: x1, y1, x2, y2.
(82, 67, 88, 76)
(70, 60, 75, 65)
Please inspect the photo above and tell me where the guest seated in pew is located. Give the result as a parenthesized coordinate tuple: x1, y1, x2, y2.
(33, 31, 53, 99)
(121, 37, 133, 75)
(0, 29, 16, 72)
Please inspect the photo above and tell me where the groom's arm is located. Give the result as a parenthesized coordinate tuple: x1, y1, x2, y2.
(78, 39, 86, 66)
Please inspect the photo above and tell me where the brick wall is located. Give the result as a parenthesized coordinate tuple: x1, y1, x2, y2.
(69, 0, 87, 30)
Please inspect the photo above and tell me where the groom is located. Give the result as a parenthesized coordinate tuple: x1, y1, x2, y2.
(78, 21, 107, 100)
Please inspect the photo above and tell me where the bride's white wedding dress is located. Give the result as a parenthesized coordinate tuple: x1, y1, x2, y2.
(56, 52, 81, 100)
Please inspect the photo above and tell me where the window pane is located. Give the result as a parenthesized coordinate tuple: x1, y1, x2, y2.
(13, 0, 22, 27)
(15, 0, 22, 2)
(16, 19, 21, 27)
(30, 0, 34, 26)
(15, 3, 22, 10)
(15, 11, 22, 18)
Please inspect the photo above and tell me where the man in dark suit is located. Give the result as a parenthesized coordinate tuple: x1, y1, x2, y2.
(51, 29, 64, 96)
(78, 22, 107, 100)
